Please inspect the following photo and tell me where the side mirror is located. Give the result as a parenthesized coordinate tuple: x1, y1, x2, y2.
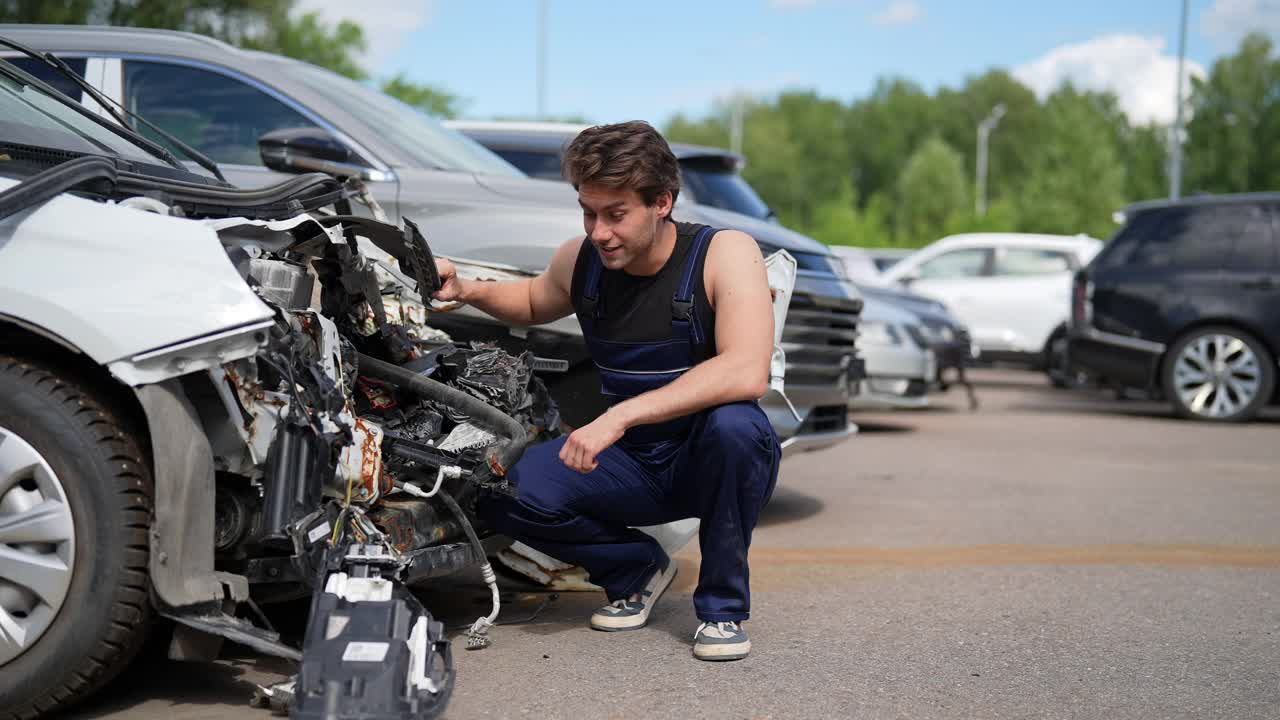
(897, 270, 920, 287)
(258, 127, 386, 181)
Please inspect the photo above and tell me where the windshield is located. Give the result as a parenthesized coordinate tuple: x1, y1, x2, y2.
(681, 166, 773, 221)
(0, 60, 167, 166)
(286, 61, 523, 177)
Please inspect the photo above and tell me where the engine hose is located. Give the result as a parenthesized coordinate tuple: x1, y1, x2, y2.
(356, 353, 528, 475)
(436, 489, 500, 650)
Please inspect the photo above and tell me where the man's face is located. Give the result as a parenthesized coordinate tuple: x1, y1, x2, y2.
(577, 184, 670, 271)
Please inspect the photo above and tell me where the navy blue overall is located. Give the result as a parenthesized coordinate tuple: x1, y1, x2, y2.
(481, 225, 782, 622)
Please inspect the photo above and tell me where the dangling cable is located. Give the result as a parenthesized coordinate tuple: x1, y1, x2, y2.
(434, 489, 499, 650)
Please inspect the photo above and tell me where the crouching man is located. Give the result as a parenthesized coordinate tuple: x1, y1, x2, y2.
(432, 121, 780, 661)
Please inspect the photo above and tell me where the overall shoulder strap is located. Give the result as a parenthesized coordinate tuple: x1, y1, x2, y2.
(670, 226, 717, 344)
(580, 240, 605, 320)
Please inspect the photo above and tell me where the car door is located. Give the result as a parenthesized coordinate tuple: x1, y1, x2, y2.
(985, 245, 1076, 353)
(1220, 202, 1280, 343)
(897, 247, 997, 349)
(109, 58, 398, 214)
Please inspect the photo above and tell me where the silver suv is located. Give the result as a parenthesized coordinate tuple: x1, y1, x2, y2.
(2, 24, 862, 455)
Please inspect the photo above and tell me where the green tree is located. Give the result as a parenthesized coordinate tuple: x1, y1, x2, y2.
(895, 136, 968, 246)
(845, 77, 938, 206)
(1122, 123, 1168, 202)
(768, 91, 849, 221)
(1, 1, 369, 79)
(806, 179, 895, 247)
(0, 0, 96, 23)
(943, 197, 1019, 236)
(934, 70, 1044, 207)
(1016, 84, 1126, 238)
(241, 10, 367, 80)
(665, 109, 732, 149)
(381, 73, 465, 118)
(1185, 32, 1280, 194)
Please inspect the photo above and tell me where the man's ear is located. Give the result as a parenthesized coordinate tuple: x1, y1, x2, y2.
(654, 190, 673, 220)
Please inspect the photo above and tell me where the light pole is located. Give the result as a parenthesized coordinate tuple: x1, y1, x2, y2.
(975, 103, 1006, 217)
(536, 0, 548, 119)
(730, 94, 745, 157)
(1169, 0, 1189, 199)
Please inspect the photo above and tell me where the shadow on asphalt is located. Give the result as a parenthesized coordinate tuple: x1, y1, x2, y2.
(73, 650, 292, 718)
(851, 420, 917, 433)
(758, 486, 824, 527)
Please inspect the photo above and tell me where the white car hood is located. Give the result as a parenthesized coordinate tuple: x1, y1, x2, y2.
(0, 175, 273, 367)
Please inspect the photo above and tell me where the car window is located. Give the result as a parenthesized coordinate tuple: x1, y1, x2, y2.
(680, 167, 773, 220)
(494, 149, 564, 181)
(995, 248, 1073, 276)
(5, 57, 86, 101)
(1095, 209, 1160, 269)
(123, 60, 319, 166)
(0, 63, 165, 166)
(1127, 206, 1243, 270)
(916, 248, 990, 279)
(1223, 203, 1276, 270)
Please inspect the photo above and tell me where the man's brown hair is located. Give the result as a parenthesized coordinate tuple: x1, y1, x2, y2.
(561, 121, 681, 216)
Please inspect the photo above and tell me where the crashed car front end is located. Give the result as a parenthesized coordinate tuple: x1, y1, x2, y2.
(0, 144, 558, 718)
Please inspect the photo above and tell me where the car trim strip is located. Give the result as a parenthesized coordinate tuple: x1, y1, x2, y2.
(1077, 327, 1166, 354)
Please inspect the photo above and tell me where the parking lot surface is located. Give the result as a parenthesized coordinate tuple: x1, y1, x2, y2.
(75, 369, 1280, 719)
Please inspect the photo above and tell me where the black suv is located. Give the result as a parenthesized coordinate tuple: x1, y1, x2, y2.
(1068, 193, 1280, 421)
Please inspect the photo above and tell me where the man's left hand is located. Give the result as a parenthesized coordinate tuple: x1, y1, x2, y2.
(559, 413, 627, 474)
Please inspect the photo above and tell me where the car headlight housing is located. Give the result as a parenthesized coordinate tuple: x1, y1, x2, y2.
(858, 321, 900, 346)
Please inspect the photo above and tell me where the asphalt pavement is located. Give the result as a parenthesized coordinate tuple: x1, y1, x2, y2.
(72, 369, 1280, 719)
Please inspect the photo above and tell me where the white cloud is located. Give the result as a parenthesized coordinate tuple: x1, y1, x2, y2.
(1013, 34, 1206, 125)
(294, 0, 434, 69)
(1201, 0, 1280, 48)
(871, 0, 921, 26)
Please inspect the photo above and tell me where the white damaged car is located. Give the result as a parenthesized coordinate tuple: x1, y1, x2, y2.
(0, 48, 567, 719)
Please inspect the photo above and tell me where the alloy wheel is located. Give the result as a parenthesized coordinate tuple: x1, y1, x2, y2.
(1171, 333, 1263, 419)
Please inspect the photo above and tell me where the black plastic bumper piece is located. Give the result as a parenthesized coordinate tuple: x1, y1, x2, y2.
(293, 591, 452, 720)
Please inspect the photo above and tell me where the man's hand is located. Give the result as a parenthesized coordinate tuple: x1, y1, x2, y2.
(559, 413, 627, 474)
(433, 258, 465, 302)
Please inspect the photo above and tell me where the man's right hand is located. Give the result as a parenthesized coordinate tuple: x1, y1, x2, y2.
(433, 258, 465, 303)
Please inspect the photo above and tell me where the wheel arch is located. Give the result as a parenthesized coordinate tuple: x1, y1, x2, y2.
(0, 317, 152, 455)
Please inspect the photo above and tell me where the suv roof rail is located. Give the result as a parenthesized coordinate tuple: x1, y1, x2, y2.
(1122, 191, 1280, 215)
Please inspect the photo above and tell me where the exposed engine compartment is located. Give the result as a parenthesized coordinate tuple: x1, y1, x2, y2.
(137, 178, 558, 718)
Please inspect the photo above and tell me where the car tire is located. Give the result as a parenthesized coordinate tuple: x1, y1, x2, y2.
(1162, 327, 1275, 423)
(1043, 327, 1074, 388)
(0, 355, 153, 719)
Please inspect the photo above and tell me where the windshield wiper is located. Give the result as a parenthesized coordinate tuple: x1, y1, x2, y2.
(0, 36, 226, 182)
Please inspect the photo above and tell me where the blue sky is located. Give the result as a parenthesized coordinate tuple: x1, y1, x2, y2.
(300, 0, 1276, 125)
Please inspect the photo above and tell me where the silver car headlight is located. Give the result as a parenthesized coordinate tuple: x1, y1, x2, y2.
(825, 254, 850, 281)
(858, 321, 901, 347)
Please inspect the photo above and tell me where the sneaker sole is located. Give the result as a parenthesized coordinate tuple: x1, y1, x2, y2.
(694, 639, 751, 661)
(589, 565, 677, 632)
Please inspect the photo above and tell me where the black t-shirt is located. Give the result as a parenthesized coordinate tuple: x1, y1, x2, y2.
(570, 220, 718, 361)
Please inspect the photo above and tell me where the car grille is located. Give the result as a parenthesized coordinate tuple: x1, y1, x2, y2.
(780, 292, 861, 389)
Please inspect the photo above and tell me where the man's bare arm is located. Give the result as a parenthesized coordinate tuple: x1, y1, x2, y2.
(606, 230, 774, 428)
(434, 236, 581, 326)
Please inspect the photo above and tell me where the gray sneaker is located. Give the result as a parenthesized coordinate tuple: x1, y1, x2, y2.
(589, 563, 677, 632)
(693, 621, 750, 661)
